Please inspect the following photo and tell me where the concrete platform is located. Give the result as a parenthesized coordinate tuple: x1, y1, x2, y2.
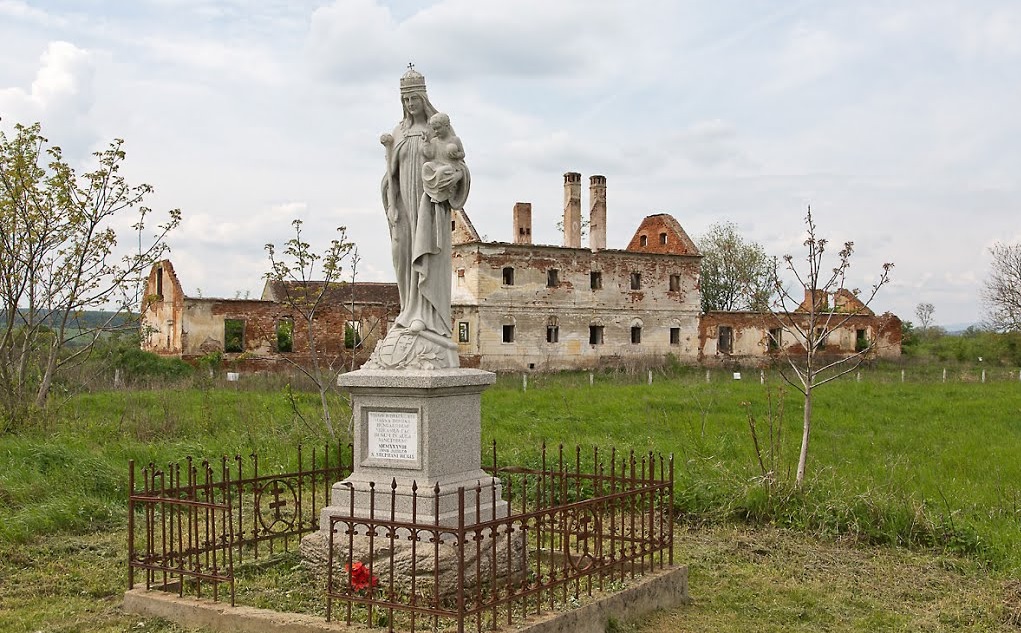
(123, 564, 689, 633)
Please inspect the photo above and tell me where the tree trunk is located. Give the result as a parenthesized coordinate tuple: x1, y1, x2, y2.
(796, 387, 812, 487)
(34, 342, 60, 409)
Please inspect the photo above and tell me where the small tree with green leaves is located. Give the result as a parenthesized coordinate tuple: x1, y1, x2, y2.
(697, 221, 773, 313)
(0, 121, 180, 429)
(265, 219, 354, 438)
(769, 207, 892, 487)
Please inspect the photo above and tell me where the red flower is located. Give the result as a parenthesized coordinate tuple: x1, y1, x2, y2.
(345, 561, 379, 591)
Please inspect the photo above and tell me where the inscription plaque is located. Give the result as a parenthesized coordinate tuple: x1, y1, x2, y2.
(367, 410, 419, 462)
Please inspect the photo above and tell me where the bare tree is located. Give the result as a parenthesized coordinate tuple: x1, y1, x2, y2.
(981, 241, 1021, 332)
(0, 122, 180, 427)
(915, 302, 935, 335)
(265, 219, 354, 438)
(697, 221, 773, 312)
(769, 207, 893, 487)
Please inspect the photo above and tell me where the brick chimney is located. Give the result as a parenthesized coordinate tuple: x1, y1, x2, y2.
(513, 202, 532, 244)
(589, 175, 606, 251)
(563, 172, 582, 248)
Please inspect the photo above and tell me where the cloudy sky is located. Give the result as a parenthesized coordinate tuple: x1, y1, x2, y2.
(2, 0, 1018, 328)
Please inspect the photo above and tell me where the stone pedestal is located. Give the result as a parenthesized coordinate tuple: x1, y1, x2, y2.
(319, 367, 506, 530)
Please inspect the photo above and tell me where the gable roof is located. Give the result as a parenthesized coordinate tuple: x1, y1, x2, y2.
(625, 214, 700, 256)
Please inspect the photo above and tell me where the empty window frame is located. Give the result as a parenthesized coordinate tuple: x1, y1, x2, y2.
(718, 325, 733, 354)
(547, 269, 559, 287)
(155, 267, 163, 298)
(630, 325, 642, 344)
(630, 272, 642, 290)
(502, 267, 515, 285)
(659, 232, 668, 245)
(345, 320, 362, 349)
(224, 319, 244, 353)
(458, 321, 470, 343)
(502, 324, 515, 343)
(856, 328, 869, 351)
(669, 327, 680, 345)
(590, 271, 603, 290)
(639, 234, 648, 247)
(276, 317, 294, 353)
(546, 317, 560, 343)
(768, 327, 783, 351)
(669, 274, 681, 292)
(589, 325, 604, 345)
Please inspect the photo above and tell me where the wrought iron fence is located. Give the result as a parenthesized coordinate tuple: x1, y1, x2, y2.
(127, 442, 674, 632)
(326, 444, 674, 633)
(127, 442, 351, 605)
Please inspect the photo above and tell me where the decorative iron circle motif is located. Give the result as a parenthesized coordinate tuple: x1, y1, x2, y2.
(256, 478, 298, 534)
(565, 507, 601, 571)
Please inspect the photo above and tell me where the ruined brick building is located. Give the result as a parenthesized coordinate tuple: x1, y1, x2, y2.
(140, 172, 900, 371)
(139, 260, 398, 369)
(450, 174, 703, 371)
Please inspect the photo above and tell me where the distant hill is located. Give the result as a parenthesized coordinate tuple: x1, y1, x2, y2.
(0, 309, 137, 332)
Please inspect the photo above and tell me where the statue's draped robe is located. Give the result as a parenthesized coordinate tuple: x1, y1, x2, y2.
(382, 126, 470, 338)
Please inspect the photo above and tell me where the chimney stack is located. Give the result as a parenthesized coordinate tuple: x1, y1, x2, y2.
(563, 172, 582, 248)
(589, 175, 606, 251)
(513, 202, 532, 244)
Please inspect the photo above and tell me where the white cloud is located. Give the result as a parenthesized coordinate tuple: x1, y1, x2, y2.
(0, 41, 97, 156)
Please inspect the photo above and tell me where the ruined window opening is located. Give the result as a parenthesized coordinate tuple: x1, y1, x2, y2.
(276, 317, 294, 353)
(345, 320, 362, 349)
(502, 267, 515, 286)
(458, 321, 470, 343)
(670, 328, 680, 345)
(589, 325, 604, 345)
(718, 325, 733, 354)
(631, 326, 642, 344)
(669, 274, 681, 292)
(590, 271, 602, 290)
(768, 327, 783, 351)
(155, 267, 163, 298)
(856, 328, 869, 351)
(546, 316, 560, 343)
(224, 319, 244, 353)
(630, 272, 642, 290)
(502, 324, 515, 343)
(659, 232, 667, 245)
(451, 220, 456, 231)
(639, 235, 648, 247)
(547, 269, 559, 287)
(457, 268, 466, 287)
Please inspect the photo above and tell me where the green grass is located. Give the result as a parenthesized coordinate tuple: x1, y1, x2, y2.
(1, 366, 1020, 631)
(480, 369, 1021, 569)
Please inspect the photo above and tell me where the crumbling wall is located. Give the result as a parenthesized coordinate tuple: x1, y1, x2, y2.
(698, 311, 902, 367)
(140, 260, 185, 355)
(178, 298, 391, 368)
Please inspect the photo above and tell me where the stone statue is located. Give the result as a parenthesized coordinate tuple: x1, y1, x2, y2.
(364, 66, 470, 370)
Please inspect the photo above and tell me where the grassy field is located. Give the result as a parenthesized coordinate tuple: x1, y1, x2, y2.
(1, 367, 1020, 631)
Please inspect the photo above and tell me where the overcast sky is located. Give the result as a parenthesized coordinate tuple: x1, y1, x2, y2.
(2, 0, 1018, 328)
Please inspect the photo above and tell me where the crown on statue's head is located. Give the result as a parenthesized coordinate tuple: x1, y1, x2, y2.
(400, 63, 427, 94)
